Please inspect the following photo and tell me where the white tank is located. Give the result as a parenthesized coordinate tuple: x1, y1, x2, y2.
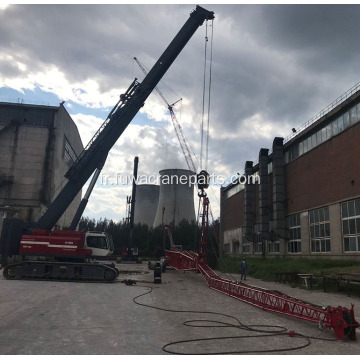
(133, 184, 160, 228)
(153, 169, 196, 227)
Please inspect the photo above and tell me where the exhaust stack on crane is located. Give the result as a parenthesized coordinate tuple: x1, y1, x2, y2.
(121, 156, 141, 263)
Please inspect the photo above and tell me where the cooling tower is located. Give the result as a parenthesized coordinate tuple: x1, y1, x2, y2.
(153, 169, 196, 228)
(133, 184, 160, 228)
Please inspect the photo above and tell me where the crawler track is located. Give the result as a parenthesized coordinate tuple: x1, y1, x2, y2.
(3, 261, 119, 283)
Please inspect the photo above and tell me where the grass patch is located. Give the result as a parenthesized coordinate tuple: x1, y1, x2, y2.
(216, 256, 360, 282)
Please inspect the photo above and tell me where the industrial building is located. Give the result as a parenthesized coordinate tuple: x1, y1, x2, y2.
(153, 169, 196, 228)
(0, 101, 83, 233)
(133, 184, 160, 228)
(220, 84, 360, 259)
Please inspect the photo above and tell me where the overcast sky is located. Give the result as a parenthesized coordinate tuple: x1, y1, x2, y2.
(1, 3, 359, 223)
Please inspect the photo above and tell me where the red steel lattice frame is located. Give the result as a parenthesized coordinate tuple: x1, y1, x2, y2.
(166, 249, 359, 340)
(198, 197, 210, 265)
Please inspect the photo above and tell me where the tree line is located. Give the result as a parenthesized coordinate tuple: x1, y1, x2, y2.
(78, 216, 219, 259)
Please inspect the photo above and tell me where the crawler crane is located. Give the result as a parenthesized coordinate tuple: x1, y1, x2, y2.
(0, 5, 215, 282)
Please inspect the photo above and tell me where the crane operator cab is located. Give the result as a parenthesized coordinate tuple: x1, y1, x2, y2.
(84, 231, 114, 258)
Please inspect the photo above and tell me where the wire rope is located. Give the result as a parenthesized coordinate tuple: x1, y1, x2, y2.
(129, 284, 344, 355)
(205, 19, 214, 172)
(200, 21, 209, 170)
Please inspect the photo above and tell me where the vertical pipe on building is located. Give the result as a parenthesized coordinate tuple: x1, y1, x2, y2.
(259, 148, 269, 257)
(40, 112, 55, 209)
(244, 161, 254, 254)
(272, 137, 286, 255)
(219, 187, 224, 256)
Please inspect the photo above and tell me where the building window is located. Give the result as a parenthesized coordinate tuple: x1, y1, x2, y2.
(343, 111, 350, 129)
(285, 101, 360, 164)
(254, 239, 263, 254)
(331, 117, 339, 136)
(286, 213, 301, 253)
(242, 242, 250, 253)
(241, 226, 250, 253)
(356, 103, 360, 123)
(309, 207, 330, 253)
(232, 241, 239, 254)
(268, 241, 279, 253)
(224, 243, 231, 254)
(63, 137, 77, 167)
(316, 129, 323, 146)
(253, 224, 262, 253)
(311, 133, 317, 149)
(337, 114, 344, 132)
(350, 106, 358, 126)
(341, 198, 360, 252)
(223, 182, 244, 200)
(287, 144, 299, 162)
(299, 142, 304, 155)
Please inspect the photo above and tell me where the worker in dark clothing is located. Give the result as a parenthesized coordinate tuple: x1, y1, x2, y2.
(239, 258, 248, 280)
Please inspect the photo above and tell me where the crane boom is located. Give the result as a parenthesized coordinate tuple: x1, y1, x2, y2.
(36, 6, 214, 230)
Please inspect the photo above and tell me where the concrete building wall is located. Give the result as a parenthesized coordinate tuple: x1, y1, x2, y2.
(134, 184, 160, 228)
(0, 126, 49, 211)
(153, 169, 196, 227)
(0, 102, 83, 229)
(223, 227, 242, 254)
(46, 105, 84, 228)
(220, 87, 360, 260)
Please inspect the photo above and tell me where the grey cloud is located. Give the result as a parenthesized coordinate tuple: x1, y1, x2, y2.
(0, 59, 21, 77)
(2, 4, 360, 188)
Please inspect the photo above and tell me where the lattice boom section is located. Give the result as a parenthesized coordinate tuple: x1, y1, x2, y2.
(199, 263, 330, 324)
(166, 250, 197, 271)
(165, 250, 359, 339)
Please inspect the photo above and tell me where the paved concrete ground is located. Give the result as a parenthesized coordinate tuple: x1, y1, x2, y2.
(0, 262, 359, 355)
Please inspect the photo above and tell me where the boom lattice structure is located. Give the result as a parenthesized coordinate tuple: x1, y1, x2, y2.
(166, 250, 359, 340)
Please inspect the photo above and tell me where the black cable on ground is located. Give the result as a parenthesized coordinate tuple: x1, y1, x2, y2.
(129, 283, 345, 355)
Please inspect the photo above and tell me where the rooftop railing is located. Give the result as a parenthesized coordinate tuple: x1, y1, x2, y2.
(0, 97, 50, 106)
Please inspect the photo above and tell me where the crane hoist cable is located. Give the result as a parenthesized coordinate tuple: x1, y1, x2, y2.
(199, 19, 218, 229)
(200, 21, 208, 170)
(200, 18, 214, 171)
(205, 19, 214, 172)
